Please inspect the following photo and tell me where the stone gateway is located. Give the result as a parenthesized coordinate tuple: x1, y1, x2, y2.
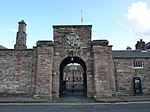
(0, 20, 150, 98)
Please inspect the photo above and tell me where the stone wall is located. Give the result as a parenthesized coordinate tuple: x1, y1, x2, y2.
(114, 58, 150, 95)
(34, 41, 53, 97)
(92, 40, 115, 97)
(52, 25, 94, 97)
(2, 21, 150, 98)
(0, 49, 33, 94)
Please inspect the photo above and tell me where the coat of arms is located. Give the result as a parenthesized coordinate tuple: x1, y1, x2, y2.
(66, 33, 79, 47)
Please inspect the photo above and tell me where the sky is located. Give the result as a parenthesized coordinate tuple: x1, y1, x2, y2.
(0, 0, 150, 50)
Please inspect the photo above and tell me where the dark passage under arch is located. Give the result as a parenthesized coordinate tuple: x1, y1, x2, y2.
(59, 56, 87, 97)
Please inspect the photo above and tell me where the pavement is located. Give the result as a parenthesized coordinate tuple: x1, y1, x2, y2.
(94, 95, 150, 103)
(0, 96, 150, 103)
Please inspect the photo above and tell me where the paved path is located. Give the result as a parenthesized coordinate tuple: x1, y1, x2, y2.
(0, 95, 150, 103)
(0, 97, 95, 103)
(95, 96, 150, 103)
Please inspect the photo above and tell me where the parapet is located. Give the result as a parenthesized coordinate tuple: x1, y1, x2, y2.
(92, 40, 109, 46)
(36, 41, 53, 47)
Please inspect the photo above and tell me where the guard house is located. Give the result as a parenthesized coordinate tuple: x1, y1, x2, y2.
(0, 20, 150, 98)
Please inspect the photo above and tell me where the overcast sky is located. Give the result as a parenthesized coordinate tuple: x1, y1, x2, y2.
(0, 0, 150, 50)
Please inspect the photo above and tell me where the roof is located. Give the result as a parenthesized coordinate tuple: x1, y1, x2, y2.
(0, 45, 7, 49)
(112, 50, 150, 58)
(146, 42, 150, 46)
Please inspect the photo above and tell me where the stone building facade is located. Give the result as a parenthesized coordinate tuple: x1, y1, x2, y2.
(0, 20, 150, 98)
(113, 50, 150, 95)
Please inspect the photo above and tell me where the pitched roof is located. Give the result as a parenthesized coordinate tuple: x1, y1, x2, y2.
(0, 45, 7, 49)
(112, 50, 150, 58)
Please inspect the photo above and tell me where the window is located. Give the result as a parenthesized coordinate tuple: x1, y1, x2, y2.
(134, 61, 144, 69)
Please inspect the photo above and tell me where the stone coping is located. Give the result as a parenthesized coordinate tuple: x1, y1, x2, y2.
(36, 41, 53, 47)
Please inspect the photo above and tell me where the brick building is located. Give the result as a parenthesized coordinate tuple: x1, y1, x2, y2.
(0, 20, 150, 98)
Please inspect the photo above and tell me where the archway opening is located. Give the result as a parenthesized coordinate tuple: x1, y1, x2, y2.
(59, 56, 87, 97)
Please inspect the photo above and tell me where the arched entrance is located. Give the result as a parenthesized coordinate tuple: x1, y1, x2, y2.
(59, 56, 87, 97)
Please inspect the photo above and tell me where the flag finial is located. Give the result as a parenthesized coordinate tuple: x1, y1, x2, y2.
(81, 10, 83, 25)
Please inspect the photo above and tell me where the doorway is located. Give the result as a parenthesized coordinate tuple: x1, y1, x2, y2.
(59, 56, 87, 97)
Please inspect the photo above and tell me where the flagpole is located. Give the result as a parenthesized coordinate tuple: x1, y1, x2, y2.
(81, 10, 83, 25)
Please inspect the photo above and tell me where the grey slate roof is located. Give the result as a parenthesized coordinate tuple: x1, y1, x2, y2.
(112, 50, 150, 58)
(0, 45, 7, 49)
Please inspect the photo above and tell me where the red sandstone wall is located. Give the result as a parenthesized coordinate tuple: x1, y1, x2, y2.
(34, 44, 53, 97)
(0, 49, 33, 95)
(114, 58, 150, 95)
(92, 43, 115, 97)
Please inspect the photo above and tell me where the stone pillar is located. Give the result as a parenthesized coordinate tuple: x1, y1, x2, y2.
(35, 41, 53, 98)
(92, 40, 115, 98)
(14, 20, 27, 50)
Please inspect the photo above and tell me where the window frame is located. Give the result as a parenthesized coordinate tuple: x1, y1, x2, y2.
(133, 61, 144, 69)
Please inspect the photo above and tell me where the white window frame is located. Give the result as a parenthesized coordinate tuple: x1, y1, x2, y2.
(134, 61, 144, 69)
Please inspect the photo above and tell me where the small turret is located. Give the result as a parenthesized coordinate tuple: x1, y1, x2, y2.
(14, 20, 27, 50)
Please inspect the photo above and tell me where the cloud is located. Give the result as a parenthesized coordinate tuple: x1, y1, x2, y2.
(125, 1, 150, 38)
(9, 28, 17, 33)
